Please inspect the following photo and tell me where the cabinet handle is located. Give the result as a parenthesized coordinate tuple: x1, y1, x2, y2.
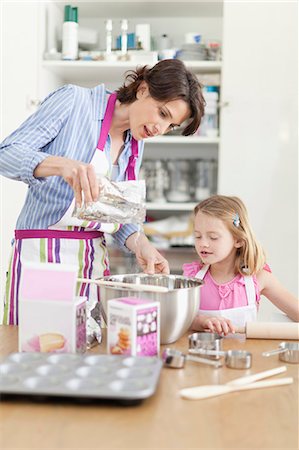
(26, 97, 41, 110)
(217, 101, 230, 108)
(29, 98, 41, 107)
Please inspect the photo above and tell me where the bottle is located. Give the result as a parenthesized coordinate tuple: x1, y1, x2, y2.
(120, 19, 128, 56)
(62, 5, 78, 60)
(158, 34, 170, 60)
(200, 87, 219, 137)
(105, 19, 113, 56)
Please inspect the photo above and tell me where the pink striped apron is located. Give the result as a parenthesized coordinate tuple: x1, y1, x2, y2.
(3, 92, 139, 325)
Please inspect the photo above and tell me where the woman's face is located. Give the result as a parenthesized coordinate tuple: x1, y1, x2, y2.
(128, 83, 191, 140)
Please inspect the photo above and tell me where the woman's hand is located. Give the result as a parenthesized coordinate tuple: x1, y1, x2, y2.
(125, 232, 170, 274)
(34, 155, 99, 206)
(62, 160, 99, 207)
(192, 314, 235, 336)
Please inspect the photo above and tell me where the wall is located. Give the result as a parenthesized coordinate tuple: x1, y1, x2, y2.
(0, 2, 61, 318)
(219, 1, 298, 320)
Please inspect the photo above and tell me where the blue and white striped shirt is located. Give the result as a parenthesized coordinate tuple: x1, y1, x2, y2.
(0, 84, 144, 247)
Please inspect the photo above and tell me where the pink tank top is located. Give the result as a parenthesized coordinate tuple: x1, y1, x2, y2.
(182, 261, 271, 310)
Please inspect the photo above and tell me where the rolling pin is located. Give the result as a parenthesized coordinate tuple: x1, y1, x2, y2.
(234, 322, 299, 340)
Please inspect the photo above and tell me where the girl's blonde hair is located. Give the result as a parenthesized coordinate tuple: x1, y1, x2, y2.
(194, 195, 266, 275)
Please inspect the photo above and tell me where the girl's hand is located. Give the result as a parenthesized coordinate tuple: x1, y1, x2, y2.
(193, 314, 235, 336)
(125, 233, 170, 274)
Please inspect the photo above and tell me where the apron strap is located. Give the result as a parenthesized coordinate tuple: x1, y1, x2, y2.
(97, 92, 117, 151)
(195, 264, 210, 280)
(97, 92, 139, 181)
(244, 275, 256, 305)
(196, 265, 256, 306)
(126, 138, 139, 181)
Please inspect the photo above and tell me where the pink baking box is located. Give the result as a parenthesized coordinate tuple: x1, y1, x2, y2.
(19, 297, 87, 353)
(18, 262, 86, 353)
(107, 297, 160, 357)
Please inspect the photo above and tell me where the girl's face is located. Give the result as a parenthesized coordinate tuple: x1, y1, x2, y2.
(128, 83, 191, 140)
(194, 211, 241, 265)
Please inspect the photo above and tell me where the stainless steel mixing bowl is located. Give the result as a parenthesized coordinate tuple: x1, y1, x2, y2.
(98, 273, 203, 344)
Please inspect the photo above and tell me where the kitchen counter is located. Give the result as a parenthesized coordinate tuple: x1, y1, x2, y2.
(0, 326, 298, 449)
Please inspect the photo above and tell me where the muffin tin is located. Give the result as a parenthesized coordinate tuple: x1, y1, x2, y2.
(0, 353, 162, 405)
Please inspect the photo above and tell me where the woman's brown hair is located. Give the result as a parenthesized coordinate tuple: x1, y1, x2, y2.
(116, 59, 205, 136)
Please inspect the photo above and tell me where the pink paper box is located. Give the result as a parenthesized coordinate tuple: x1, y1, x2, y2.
(20, 262, 78, 302)
(19, 296, 86, 354)
(107, 297, 160, 357)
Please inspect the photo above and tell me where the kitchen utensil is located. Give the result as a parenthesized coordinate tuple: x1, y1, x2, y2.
(162, 348, 222, 369)
(98, 274, 203, 344)
(262, 342, 299, 364)
(0, 352, 162, 405)
(180, 377, 293, 400)
(188, 332, 223, 358)
(189, 349, 252, 369)
(77, 277, 169, 293)
(180, 365, 292, 400)
(234, 322, 299, 340)
(226, 366, 287, 386)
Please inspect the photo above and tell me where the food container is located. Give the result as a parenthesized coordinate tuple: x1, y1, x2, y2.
(107, 297, 160, 356)
(188, 332, 223, 359)
(98, 274, 203, 344)
(262, 342, 299, 364)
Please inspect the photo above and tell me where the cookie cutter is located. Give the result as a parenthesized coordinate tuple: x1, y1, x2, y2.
(188, 332, 223, 359)
(189, 348, 252, 369)
(162, 348, 222, 369)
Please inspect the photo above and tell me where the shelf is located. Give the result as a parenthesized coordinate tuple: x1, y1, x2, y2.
(146, 202, 197, 211)
(42, 60, 221, 84)
(145, 136, 219, 145)
(56, 2, 223, 19)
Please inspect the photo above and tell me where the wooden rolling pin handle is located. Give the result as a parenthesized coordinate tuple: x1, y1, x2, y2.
(234, 322, 299, 340)
(234, 326, 246, 334)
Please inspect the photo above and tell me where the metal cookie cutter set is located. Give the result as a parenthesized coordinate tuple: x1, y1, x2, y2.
(262, 342, 299, 364)
(0, 353, 162, 405)
(188, 332, 252, 369)
(188, 332, 223, 358)
(162, 348, 222, 369)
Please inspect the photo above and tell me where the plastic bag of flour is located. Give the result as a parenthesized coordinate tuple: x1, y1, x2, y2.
(72, 176, 146, 225)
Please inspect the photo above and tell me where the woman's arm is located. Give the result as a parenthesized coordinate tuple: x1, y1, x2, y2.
(257, 270, 299, 321)
(0, 85, 74, 186)
(125, 232, 169, 274)
(34, 156, 99, 205)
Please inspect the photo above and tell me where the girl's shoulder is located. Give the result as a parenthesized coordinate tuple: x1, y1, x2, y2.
(255, 263, 272, 290)
(182, 261, 203, 277)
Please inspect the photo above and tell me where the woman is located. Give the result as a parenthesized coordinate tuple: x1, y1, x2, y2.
(0, 59, 205, 325)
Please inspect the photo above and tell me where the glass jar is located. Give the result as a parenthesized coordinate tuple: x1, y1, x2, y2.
(166, 160, 191, 202)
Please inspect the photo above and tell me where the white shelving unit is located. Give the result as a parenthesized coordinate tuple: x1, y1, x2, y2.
(41, 3, 222, 217)
(146, 202, 197, 211)
(144, 136, 220, 145)
(42, 60, 221, 84)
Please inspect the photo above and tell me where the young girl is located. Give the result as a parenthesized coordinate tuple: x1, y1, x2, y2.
(183, 195, 299, 335)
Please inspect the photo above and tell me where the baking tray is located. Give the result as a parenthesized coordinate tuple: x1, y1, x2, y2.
(0, 353, 162, 405)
